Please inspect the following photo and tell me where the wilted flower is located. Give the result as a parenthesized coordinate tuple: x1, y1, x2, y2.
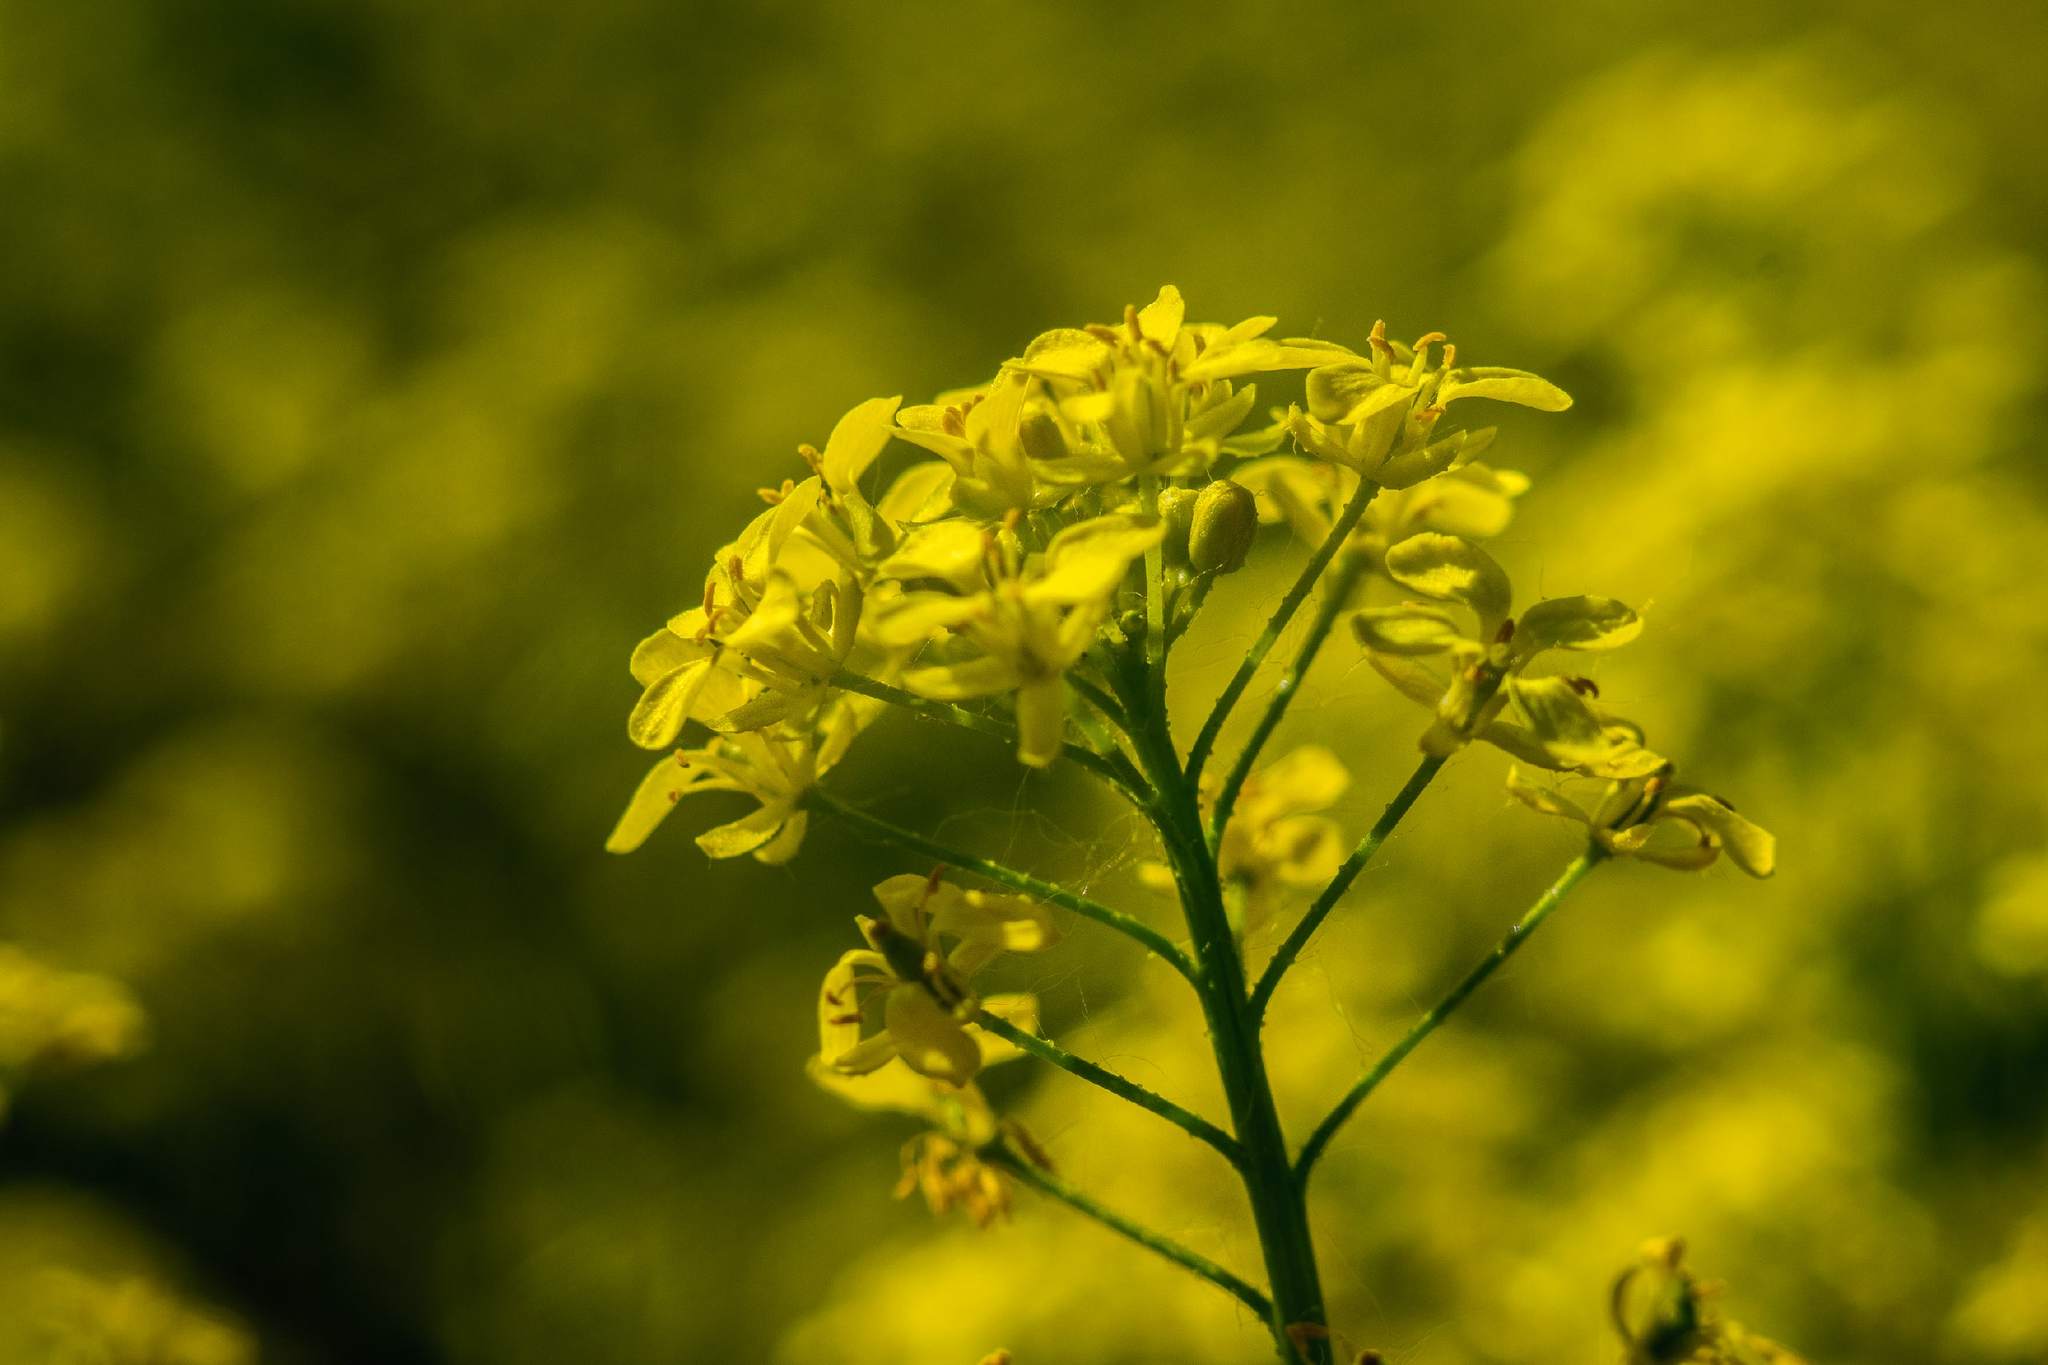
(1507, 767, 1776, 877)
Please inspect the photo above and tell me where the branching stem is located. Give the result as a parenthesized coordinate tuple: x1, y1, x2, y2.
(1209, 548, 1372, 851)
(1293, 845, 1608, 1185)
(807, 788, 1198, 984)
(830, 670, 1147, 803)
(1250, 753, 1446, 1022)
(983, 1143, 1273, 1319)
(1186, 477, 1380, 787)
(972, 1009, 1244, 1170)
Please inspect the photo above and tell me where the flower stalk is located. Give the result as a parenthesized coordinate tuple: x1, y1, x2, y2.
(604, 287, 1773, 1362)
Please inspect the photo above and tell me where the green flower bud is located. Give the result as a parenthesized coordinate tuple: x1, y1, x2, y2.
(1188, 479, 1259, 574)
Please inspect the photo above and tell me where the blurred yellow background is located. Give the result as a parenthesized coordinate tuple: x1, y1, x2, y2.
(3, 3, 2045, 1362)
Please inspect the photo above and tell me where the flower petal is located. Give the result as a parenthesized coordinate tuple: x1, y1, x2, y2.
(885, 986, 981, 1084)
(1384, 533, 1513, 632)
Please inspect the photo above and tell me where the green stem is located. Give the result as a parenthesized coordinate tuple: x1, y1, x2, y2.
(1109, 649, 1331, 1364)
(1141, 473, 1168, 680)
(1186, 477, 1379, 787)
(1209, 549, 1371, 851)
(807, 789, 1198, 985)
(983, 1143, 1273, 1318)
(830, 670, 1146, 803)
(973, 1009, 1244, 1170)
(1250, 753, 1447, 1023)
(1294, 845, 1608, 1185)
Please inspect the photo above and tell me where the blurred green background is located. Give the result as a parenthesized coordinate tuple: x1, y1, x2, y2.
(4, 2, 2046, 1362)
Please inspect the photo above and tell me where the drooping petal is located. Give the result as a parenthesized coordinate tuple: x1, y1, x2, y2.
(884, 986, 981, 1084)
(1353, 604, 1468, 656)
(1515, 596, 1643, 656)
(695, 803, 790, 860)
(1012, 676, 1067, 768)
(1437, 367, 1572, 412)
(1508, 676, 1614, 768)
(818, 948, 885, 1061)
(1504, 766, 1593, 824)
(604, 754, 702, 854)
(1384, 533, 1513, 634)
(1662, 793, 1777, 878)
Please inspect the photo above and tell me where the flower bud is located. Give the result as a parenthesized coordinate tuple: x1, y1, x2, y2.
(1188, 479, 1259, 574)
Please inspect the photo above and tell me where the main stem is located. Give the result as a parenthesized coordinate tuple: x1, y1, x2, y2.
(1115, 655, 1331, 1364)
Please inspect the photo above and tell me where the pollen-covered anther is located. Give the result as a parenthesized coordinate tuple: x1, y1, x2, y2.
(795, 442, 823, 474)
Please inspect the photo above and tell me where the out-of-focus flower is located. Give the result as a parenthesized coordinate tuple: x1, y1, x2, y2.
(0, 945, 148, 1121)
(1611, 1237, 1806, 1363)
(816, 872, 1055, 1086)
(24, 1270, 254, 1365)
(1143, 747, 1350, 936)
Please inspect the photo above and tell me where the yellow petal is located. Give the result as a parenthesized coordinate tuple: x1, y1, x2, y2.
(821, 396, 903, 495)
(885, 986, 981, 1084)
(626, 658, 716, 749)
(604, 755, 697, 854)
(1136, 284, 1185, 344)
(1663, 793, 1777, 878)
(1012, 676, 1066, 768)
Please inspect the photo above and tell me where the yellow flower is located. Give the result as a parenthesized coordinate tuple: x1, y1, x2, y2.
(1013, 285, 1341, 485)
(816, 872, 1056, 1085)
(1143, 747, 1351, 936)
(0, 945, 148, 1121)
(1353, 532, 1651, 768)
(872, 513, 1164, 767)
(605, 698, 868, 860)
(1507, 767, 1777, 877)
(1284, 321, 1570, 487)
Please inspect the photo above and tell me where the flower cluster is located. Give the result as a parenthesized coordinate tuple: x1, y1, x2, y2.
(608, 288, 1575, 863)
